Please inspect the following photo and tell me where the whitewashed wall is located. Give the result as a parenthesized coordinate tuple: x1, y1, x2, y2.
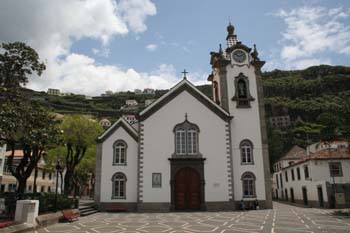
(100, 127, 138, 203)
(142, 91, 230, 203)
(224, 56, 267, 201)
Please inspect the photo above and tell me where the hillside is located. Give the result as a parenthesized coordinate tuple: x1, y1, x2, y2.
(262, 65, 350, 164)
(24, 65, 350, 164)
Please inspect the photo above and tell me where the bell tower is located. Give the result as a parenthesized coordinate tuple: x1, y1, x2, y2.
(208, 23, 272, 209)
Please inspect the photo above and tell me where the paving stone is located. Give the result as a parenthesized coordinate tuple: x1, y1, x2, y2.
(35, 202, 350, 233)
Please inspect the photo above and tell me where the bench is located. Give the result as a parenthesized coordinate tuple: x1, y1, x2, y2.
(62, 209, 80, 222)
(104, 203, 127, 212)
(0, 221, 14, 228)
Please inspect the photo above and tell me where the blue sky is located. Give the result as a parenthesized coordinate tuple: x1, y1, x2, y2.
(0, 0, 349, 95)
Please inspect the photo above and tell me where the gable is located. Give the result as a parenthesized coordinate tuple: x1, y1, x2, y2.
(97, 118, 138, 143)
(139, 79, 231, 121)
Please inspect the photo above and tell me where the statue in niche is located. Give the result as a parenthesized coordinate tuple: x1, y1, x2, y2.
(238, 79, 247, 98)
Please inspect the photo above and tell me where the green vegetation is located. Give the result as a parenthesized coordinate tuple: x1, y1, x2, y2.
(0, 42, 60, 195)
(262, 65, 350, 164)
(59, 115, 103, 195)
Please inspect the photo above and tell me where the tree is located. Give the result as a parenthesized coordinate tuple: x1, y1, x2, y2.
(60, 115, 103, 195)
(0, 42, 59, 195)
(73, 145, 96, 197)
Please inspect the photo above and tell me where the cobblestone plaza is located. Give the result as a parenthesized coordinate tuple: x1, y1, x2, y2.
(36, 202, 350, 233)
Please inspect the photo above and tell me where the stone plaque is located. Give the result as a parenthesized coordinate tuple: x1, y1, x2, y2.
(335, 193, 345, 205)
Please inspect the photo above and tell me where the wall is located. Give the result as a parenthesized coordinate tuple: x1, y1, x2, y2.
(99, 127, 138, 203)
(273, 159, 350, 207)
(224, 58, 267, 202)
(141, 91, 230, 204)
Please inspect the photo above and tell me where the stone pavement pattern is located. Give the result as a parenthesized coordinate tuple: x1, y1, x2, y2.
(36, 202, 350, 233)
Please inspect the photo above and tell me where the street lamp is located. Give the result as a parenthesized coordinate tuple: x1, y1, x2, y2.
(54, 161, 62, 212)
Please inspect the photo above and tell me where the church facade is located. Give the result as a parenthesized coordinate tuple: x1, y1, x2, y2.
(95, 23, 272, 211)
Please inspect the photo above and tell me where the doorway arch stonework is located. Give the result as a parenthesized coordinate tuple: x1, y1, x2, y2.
(169, 158, 206, 211)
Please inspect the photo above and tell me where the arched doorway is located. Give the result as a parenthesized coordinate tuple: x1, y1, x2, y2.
(175, 167, 201, 210)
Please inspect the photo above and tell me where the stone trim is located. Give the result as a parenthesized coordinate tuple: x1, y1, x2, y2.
(139, 81, 231, 121)
(231, 73, 255, 108)
(137, 203, 171, 212)
(169, 158, 206, 211)
(112, 139, 127, 166)
(226, 42, 252, 54)
(137, 122, 144, 203)
(94, 143, 103, 204)
(234, 200, 269, 210)
(225, 122, 234, 202)
(239, 139, 254, 165)
(99, 202, 137, 212)
(97, 119, 138, 143)
(254, 63, 273, 209)
(111, 172, 127, 199)
(219, 66, 229, 112)
(206, 201, 235, 211)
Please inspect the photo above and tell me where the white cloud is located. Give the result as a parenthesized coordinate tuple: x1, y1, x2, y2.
(269, 6, 350, 70)
(0, 0, 165, 95)
(145, 43, 158, 51)
(117, 0, 156, 33)
(92, 47, 110, 58)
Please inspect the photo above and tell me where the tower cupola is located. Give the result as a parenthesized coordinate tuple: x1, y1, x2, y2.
(226, 22, 238, 48)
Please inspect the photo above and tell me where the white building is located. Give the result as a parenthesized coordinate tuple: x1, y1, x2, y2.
(125, 99, 138, 106)
(269, 115, 291, 128)
(272, 144, 350, 208)
(123, 115, 137, 125)
(99, 118, 112, 128)
(95, 23, 272, 212)
(134, 89, 142, 95)
(47, 88, 60, 96)
(143, 88, 155, 95)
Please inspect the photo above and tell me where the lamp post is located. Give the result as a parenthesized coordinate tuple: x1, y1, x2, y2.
(54, 161, 62, 212)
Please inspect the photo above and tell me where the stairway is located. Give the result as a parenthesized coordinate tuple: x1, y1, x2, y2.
(79, 200, 99, 217)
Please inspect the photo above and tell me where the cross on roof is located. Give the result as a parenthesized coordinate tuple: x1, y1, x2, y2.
(181, 69, 188, 79)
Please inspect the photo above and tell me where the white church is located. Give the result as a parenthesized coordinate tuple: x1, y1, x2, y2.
(95, 23, 272, 211)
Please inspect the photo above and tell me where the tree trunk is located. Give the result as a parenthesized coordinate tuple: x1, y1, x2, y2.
(64, 168, 74, 196)
(17, 178, 27, 199)
(59, 171, 63, 194)
(33, 164, 38, 194)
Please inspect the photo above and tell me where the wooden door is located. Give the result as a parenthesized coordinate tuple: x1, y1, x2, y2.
(175, 167, 201, 210)
(317, 187, 324, 207)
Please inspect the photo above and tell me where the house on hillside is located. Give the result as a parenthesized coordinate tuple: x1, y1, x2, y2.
(126, 99, 138, 106)
(47, 88, 60, 96)
(99, 118, 112, 128)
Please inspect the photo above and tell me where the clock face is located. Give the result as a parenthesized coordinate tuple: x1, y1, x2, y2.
(233, 50, 246, 63)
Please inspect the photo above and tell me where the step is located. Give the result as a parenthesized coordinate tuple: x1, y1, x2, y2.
(79, 206, 95, 211)
(80, 210, 99, 217)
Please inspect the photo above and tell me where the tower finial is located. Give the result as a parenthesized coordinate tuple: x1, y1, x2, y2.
(181, 69, 188, 79)
(219, 44, 223, 54)
(252, 44, 259, 60)
(226, 22, 236, 48)
(185, 112, 188, 120)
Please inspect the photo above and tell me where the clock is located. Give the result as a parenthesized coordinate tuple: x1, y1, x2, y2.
(232, 50, 246, 63)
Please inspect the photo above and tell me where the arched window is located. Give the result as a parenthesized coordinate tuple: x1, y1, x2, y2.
(187, 128, 198, 154)
(240, 140, 253, 164)
(232, 73, 254, 108)
(242, 172, 256, 198)
(174, 116, 200, 156)
(112, 173, 126, 199)
(176, 128, 186, 154)
(113, 140, 127, 165)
